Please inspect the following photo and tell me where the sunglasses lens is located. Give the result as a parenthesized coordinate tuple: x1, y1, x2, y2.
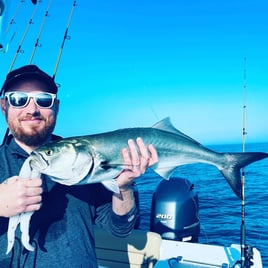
(8, 92, 28, 107)
(35, 93, 54, 108)
(6, 92, 55, 108)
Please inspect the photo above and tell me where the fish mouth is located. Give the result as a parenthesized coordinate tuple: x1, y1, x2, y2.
(29, 151, 49, 170)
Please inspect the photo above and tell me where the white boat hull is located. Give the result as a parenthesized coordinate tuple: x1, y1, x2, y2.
(155, 239, 263, 268)
(95, 227, 263, 268)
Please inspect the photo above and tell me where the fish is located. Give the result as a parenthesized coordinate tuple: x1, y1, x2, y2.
(29, 117, 268, 198)
(6, 117, 268, 253)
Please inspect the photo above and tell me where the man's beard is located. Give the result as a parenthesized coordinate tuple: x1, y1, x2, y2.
(13, 124, 56, 146)
(8, 116, 56, 147)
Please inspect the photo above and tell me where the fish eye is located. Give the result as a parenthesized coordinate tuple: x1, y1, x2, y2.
(45, 149, 54, 156)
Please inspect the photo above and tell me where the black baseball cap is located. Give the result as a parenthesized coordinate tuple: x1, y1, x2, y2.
(0, 65, 58, 95)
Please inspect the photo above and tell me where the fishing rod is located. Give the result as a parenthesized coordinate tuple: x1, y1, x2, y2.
(29, 0, 54, 63)
(233, 57, 254, 268)
(8, 0, 40, 72)
(52, 0, 77, 80)
(4, 0, 24, 35)
(1, 0, 25, 53)
(240, 57, 247, 268)
(1, 1, 40, 145)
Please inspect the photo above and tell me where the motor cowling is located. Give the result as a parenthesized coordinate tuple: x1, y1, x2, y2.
(150, 177, 200, 242)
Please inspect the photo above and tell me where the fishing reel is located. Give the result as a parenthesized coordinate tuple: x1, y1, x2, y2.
(232, 244, 254, 268)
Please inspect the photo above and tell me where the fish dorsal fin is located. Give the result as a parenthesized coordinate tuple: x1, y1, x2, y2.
(152, 117, 201, 144)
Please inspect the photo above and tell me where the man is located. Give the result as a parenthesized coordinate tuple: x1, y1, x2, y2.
(0, 65, 158, 267)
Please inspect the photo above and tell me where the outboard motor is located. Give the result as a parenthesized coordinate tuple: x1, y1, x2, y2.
(150, 177, 200, 242)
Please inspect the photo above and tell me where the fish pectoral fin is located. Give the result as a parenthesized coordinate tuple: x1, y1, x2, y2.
(101, 180, 120, 193)
(67, 152, 94, 184)
(153, 167, 177, 180)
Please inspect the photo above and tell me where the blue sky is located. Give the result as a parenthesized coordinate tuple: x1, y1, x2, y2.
(0, 0, 267, 145)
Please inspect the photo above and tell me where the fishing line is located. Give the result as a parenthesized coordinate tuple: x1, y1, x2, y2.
(29, 0, 54, 64)
(8, 0, 40, 72)
(52, 0, 77, 79)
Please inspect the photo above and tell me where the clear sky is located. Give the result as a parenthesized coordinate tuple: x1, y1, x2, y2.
(0, 0, 267, 145)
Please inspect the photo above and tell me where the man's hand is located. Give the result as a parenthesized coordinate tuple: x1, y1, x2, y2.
(116, 137, 158, 192)
(0, 176, 42, 217)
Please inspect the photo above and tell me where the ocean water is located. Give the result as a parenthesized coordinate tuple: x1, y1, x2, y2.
(135, 142, 268, 267)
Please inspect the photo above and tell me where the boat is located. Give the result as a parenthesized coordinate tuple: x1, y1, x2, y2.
(94, 177, 263, 268)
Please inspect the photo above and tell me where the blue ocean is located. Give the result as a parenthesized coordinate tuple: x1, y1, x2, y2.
(135, 142, 268, 267)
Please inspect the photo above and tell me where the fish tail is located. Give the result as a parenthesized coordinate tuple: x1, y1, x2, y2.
(20, 212, 35, 252)
(220, 152, 268, 199)
(6, 215, 20, 254)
